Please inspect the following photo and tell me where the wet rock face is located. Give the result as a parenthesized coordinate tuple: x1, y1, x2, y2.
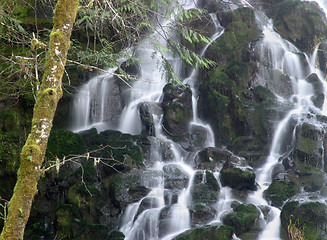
(267, 0, 327, 53)
(108, 169, 151, 210)
(318, 42, 327, 74)
(139, 101, 162, 136)
(264, 180, 296, 207)
(293, 122, 325, 168)
(306, 73, 325, 109)
(222, 203, 260, 235)
(162, 83, 193, 137)
(172, 225, 234, 240)
(281, 201, 327, 240)
(189, 171, 219, 225)
(220, 156, 256, 191)
(194, 147, 228, 170)
(163, 164, 190, 191)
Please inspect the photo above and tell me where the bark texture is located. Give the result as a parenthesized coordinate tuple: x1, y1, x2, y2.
(0, 0, 79, 239)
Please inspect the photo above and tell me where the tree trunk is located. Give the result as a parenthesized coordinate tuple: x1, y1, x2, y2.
(0, 0, 79, 239)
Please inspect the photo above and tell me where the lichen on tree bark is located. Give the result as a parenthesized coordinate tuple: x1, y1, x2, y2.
(0, 0, 79, 239)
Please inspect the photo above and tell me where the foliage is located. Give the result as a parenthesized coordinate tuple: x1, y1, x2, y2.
(288, 218, 305, 240)
(0, 0, 217, 107)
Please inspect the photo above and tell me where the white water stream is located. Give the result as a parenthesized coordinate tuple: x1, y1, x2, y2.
(70, 0, 327, 239)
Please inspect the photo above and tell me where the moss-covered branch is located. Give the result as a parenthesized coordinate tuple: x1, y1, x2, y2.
(0, 0, 79, 239)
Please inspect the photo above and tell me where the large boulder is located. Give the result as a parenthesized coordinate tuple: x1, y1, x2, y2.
(162, 83, 193, 137)
(293, 122, 325, 169)
(220, 156, 256, 191)
(267, 0, 327, 53)
(264, 180, 297, 207)
(194, 147, 230, 170)
(318, 42, 327, 74)
(281, 201, 327, 239)
(189, 171, 219, 225)
(306, 73, 325, 109)
(163, 164, 190, 191)
(222, 203, 260, 235)
(172, 224, 234, 240)
(139, 101, 162, 136)
(107, 170, 151, 211)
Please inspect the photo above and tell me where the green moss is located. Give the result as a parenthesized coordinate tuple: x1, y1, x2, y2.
(220, 168, 256, 190)
(46, 129, 86, 160)
(296, 136, 319, 154)
(281, 201, 327, 240)
(173, 225, 233, 240)
(205, 171, 219, 191)
(109, 230, 125, 240)
(269, 0, 327, 52)
(191, 183, 218, 205)
(264, 180, 296, 207)
(252, 86, 276, 102)
(223, 204, 260, 235)
(80, 129, 146, 169)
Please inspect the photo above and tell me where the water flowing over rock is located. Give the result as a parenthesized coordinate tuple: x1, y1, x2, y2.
(162, 83, 193, 137)
(18, 0, 327, 239)
(220, 156, 256, 191)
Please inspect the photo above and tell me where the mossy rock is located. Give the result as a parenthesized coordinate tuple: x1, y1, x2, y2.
(199, 8, 260, 145)
(222, 203, 260, 235)
(281, 201, 327, 240)
(252, 86, 277, 103)
(107, 171, 150, 210)
(0, 133, 23, 175)
(162, 83, 193, 136)
(109, 230, 125, 240)
(172, 224, 233, 240)
(205, 170, 219, 191)
(220, 167, 256, 191)
(263, 180, 297, 207)
(67, 182, 104, 223)
(46, 129, 87, 160)
(195, 147, 227, 170)
(267, 0, 327, 53)
(55, 203, 111, 240)
(79, 129, 148, 170)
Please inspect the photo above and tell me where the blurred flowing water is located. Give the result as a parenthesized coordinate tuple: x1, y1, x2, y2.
(71, 0, 327, 239)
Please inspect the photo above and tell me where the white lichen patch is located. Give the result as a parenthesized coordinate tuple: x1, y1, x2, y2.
(63, 24, 70, 30)
(51, 65, 58, 72)
(35, 119, 51, 143)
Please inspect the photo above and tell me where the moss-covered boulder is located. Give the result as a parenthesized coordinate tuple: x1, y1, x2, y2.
(293, 122, 325, 169)
(220, 157, 256, 190)
(79, 128, 150, 171)
(46, 129, 87, 160)
(264, 180, 297, 207)
(139, 101, 162, 136)
(172, 224, 233, 240)
(107, 170, 150, 210)
(306, 73, 325, 109)
(162, 83, 193, 137)
(54, 204, 111, 240)
(222, 203, 260, 235)
(163, 163, 190, 191)
(198, 7, 261, 146)
(267, 0, 327, 53)
(194, 147, 228, 170)
(281, 201, 327, 239)
(189, 171, 219, 225)
(318, 42, 327, 74)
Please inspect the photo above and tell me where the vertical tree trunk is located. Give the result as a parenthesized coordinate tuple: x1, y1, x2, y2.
(0, 0, 79, 239)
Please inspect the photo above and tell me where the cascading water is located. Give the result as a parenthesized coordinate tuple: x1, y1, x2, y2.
(246, 2, 327, 239)
(70, 0, 327, 239)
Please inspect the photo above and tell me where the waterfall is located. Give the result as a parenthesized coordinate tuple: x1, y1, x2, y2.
(69, 0, 327, 239)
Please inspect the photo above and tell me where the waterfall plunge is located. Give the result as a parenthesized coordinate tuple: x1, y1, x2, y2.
(70, 0, 327, 239)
